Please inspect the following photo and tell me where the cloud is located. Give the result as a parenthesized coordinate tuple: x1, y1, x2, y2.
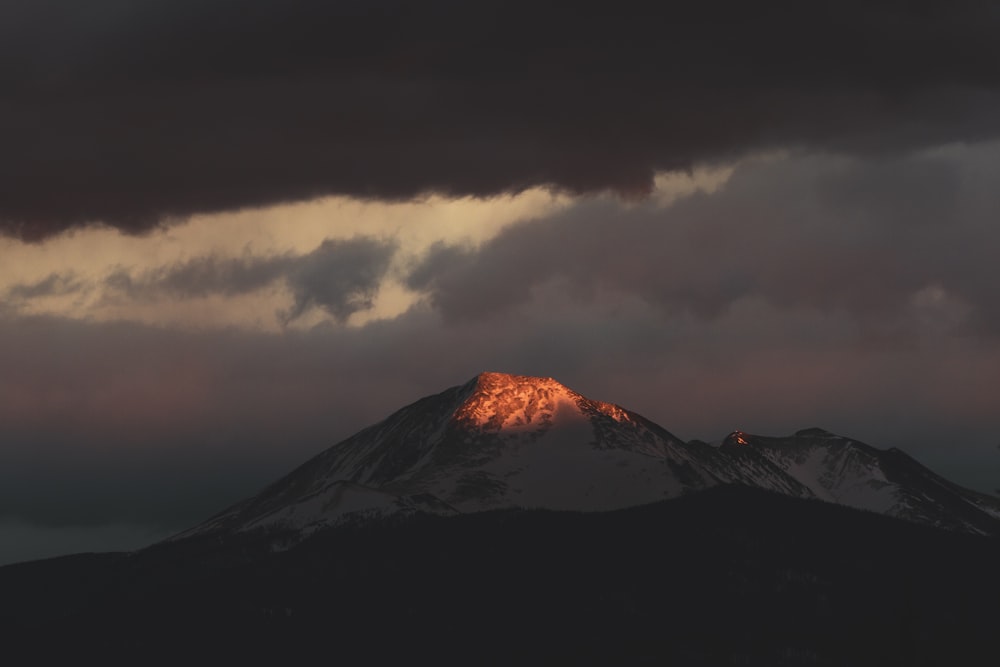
(4, 272, 86, 301)
(103, 254, 293, 300)
(97, 236, 398, 324)
(406, 145, 1000, 336)
(281, 237, 398, 324)
(3, 1, 1000, 239)
(143, 254, 295, 298)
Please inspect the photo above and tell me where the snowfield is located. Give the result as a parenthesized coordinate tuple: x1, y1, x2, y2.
(172, 372, 1000, 543)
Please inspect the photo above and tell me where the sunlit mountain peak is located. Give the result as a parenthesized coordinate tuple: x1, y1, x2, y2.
(456, 372, 633, 431)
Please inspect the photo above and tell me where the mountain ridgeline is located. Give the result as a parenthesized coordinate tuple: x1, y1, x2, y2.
(4, 372, 1000, 665)
(179, 372, 1000, 542)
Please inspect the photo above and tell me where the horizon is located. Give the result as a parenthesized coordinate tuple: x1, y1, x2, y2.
(3, 1, 1000, 565)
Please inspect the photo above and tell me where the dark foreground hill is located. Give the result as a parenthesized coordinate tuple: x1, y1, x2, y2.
(3, 486, 999, 666)
(5, 373, 999, 665)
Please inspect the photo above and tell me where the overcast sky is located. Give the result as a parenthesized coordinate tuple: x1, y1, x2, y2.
(3, 0, 1000, 565)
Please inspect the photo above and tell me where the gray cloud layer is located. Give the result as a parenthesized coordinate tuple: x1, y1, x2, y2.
(407, 147, 999, 336)
(281, 238, 398, 324)
(114, 255, 295, 299)
(4, 272, 86, 301)
(99, 236, 398, 323)
(2, 237, 398, 326)
(3, 1, 1000, 239)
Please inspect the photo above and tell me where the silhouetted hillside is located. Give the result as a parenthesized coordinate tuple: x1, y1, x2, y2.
(3, 486, 998, 665)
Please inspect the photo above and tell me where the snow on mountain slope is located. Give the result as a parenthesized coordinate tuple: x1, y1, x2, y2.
(179, 373, 721, 538)
(723, 428, 1000, 534)
(397, 372, 720, 512)
(173, 373, 1000, 542)
(723, 429, 900, 510)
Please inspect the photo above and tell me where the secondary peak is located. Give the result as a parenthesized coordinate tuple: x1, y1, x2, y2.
(725, 430, 751, 447)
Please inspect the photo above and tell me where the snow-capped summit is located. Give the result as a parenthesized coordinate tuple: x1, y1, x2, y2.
(178, 372, 717, 539)
(174, 372, 1000, 542)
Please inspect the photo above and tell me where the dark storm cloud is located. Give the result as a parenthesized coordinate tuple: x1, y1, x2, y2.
(407, 145, 1000, 335)
(100, 236, 397, 323)
(3, 0, 1000, 239)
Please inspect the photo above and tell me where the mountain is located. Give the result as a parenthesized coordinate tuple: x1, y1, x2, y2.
(176, 372, 1000, 542)
(722, 428, 1000, 534)
(5, 372, 1000, 665)
(176, 372, 716, 539)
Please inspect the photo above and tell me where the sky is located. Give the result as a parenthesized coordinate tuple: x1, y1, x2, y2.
(2, 0, 1000, 565)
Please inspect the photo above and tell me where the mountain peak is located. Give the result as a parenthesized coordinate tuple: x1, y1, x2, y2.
(470, 371, 563, 392)
(724, 430, 751, 447)
(172, 375, 1000, 543)
(456, 372, 577, 431)
(457, 372, 639, 433)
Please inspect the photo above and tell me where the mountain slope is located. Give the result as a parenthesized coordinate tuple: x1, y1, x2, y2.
(725, 428, 1000, 534)
(175, 372, 1000, 541)
(179, 372, 721, 538)
(6, 487, 1000, 666)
